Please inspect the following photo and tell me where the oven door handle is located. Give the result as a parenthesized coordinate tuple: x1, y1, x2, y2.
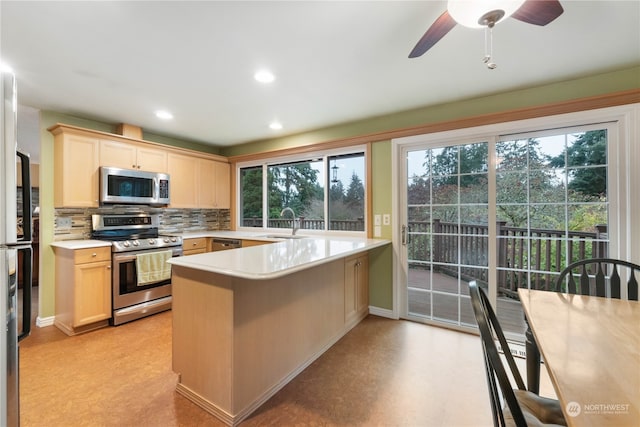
(113, 250, 178, 263)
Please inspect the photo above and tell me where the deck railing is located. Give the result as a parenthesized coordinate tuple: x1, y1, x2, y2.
(242, 217, 365, 231)
(408, 220, 608, 297)
(243, 216, 608, 297)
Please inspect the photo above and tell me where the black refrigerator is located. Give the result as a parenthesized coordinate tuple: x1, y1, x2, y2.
(1, 68, 33, 426)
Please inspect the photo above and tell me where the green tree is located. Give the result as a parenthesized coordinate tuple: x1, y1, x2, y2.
(549, 130, 607, 197)
(268, 163, 322, 218)
(344, 172, 364, 209)
(241, 167, 262, 221)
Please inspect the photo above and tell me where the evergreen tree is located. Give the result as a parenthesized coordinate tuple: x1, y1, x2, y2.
(549, 130, 607, 197)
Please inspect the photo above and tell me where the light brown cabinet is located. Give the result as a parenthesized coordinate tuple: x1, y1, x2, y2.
(167, 153, 199, 208)
(54, 246, 112, 336)
(197, 159, 230, 209)
(344, 253, 369, 326)
(52, 131, 100, 207)
(183, 237, 208, 255)
(49, 123, 230, 209)
(100, 139, 167, 173)
(241, 239, 270, 247)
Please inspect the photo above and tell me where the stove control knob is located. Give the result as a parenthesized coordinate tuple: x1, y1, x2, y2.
(171, 237, 178, 242)
(123, 241, 131, 247)
(163, 237, 170, 243)
(148, 239, 156, 245)
(132, 240, 139, 246)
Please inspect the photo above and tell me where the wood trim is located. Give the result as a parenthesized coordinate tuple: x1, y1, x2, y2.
(365, 142, 373, 239)
(227, 89, 640, 164)
(48, 123, 229, 163)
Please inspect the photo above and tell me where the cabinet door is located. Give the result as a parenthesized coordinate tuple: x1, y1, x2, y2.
(54, 133, 100, 207)
(137, 146, 167, 173)
(73, 260, 112, 327)
(356, 254, 369, 314)
(99, 139, 137, 169)
(168, 153, 199, 208)
(345, 254, 368, 324)
(214, 161, 231, 209)
(197, 159, 217, 209)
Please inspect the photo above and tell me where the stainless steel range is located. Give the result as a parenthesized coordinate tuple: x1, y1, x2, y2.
(91, 214, 183, 325)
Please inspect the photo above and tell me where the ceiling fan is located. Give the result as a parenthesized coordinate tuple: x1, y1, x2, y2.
(409, 0, 564, 66)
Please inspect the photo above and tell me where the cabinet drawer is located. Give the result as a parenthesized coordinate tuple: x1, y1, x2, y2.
(183, 238, 207, 251)
(74, 247, 111, 264)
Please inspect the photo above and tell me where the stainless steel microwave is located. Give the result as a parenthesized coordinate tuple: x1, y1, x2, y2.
(100, 167, 170, 206)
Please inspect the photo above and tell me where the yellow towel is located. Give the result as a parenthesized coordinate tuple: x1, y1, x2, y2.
(136, 250, 173, 286)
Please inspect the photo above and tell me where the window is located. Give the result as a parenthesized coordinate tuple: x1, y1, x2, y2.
(239, 149, 366, 233)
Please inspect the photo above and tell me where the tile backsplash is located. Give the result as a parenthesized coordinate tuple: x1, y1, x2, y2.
(54, 207, 230, 241)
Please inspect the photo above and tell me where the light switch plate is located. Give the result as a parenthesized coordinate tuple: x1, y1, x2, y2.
(374, 214, 381, 226)
(383, 214, 390, 225)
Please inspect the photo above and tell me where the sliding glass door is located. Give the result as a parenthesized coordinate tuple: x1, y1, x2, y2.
(400, 123, 613, 338)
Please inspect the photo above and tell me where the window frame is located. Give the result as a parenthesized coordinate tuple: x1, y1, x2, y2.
(236, 144, 368, 236)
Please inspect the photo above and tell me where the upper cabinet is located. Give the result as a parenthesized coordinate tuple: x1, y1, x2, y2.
(100, 139, 167, 173)
(198, 158, 230, 209)
(48, 124, 231, 209)
(167, 155, 230, 209)
(52, 131, 100, 207)
(167, 152, 199, 208)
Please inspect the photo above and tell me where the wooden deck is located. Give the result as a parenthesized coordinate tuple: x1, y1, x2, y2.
(407, 268, 526, 336)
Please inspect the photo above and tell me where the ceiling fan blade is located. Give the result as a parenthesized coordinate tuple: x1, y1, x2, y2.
(511, 0, 564, 26)
(409, 10, 457, 58)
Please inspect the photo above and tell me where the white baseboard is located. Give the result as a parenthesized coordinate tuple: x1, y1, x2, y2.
(36, 316, 55, 327)
(368, 306, 397, 319)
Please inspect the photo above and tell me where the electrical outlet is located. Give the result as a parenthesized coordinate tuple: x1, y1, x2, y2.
(383, 214, 390, 225)
(374, 214, 381, 226)
(374, 225, 382, 237)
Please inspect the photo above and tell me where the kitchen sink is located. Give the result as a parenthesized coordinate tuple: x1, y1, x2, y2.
(261, 234, 307, 240)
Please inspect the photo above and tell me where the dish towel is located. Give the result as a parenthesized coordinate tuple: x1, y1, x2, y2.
(136, 249, 173, 286)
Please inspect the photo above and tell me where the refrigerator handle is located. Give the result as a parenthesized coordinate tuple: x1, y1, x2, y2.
(17, 151, 32, 242)
(18, 246, 32, 341)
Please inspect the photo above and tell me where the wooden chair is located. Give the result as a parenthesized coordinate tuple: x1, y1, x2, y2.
(525, 258, 640, 394)
(469, 281, 567, 427)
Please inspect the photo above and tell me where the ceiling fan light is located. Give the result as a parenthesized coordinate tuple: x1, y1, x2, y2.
(448, 0, 526, 28)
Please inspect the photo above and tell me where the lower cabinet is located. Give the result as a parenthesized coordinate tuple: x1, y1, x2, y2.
(344, 253, 369, 326)
(54, 246, 112, 335)
(241, 239, 270, 247)
(183, 237, 208, 255)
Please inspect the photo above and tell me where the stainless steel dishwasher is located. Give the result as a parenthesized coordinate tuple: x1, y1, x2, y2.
(211, 238, 242, 251)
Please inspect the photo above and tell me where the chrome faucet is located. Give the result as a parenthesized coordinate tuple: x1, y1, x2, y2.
(280, 207, 298, 235)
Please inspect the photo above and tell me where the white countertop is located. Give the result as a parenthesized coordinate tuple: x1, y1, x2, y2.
(50, 239, 113, 250)
(169, 235, 389, 280)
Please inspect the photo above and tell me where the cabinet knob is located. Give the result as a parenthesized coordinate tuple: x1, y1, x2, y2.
(92, 252, 97, 257)
(106, 266, 111, 270)
(132, 164, 136, 168)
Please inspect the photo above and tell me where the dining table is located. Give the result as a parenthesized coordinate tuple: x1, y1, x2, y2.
(518, 288, 640, 427)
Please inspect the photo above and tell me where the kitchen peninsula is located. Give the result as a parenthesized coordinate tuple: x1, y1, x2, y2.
(168, 235, 389, 426)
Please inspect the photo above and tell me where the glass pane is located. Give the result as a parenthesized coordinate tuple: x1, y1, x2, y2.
(496, 171, 527, 203)
(460, 173, 488, 203)
(267, 160, 324, 230)
(240, 166, 263, 228)
(328, 153, 365, 231)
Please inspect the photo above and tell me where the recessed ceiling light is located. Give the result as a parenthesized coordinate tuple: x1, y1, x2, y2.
(269, 121, 283, 130)
(155, 110, 173, 120)
(254, 69, 275, 84)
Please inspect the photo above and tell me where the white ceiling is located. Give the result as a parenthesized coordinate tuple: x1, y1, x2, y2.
(2, 1, 639, 151)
